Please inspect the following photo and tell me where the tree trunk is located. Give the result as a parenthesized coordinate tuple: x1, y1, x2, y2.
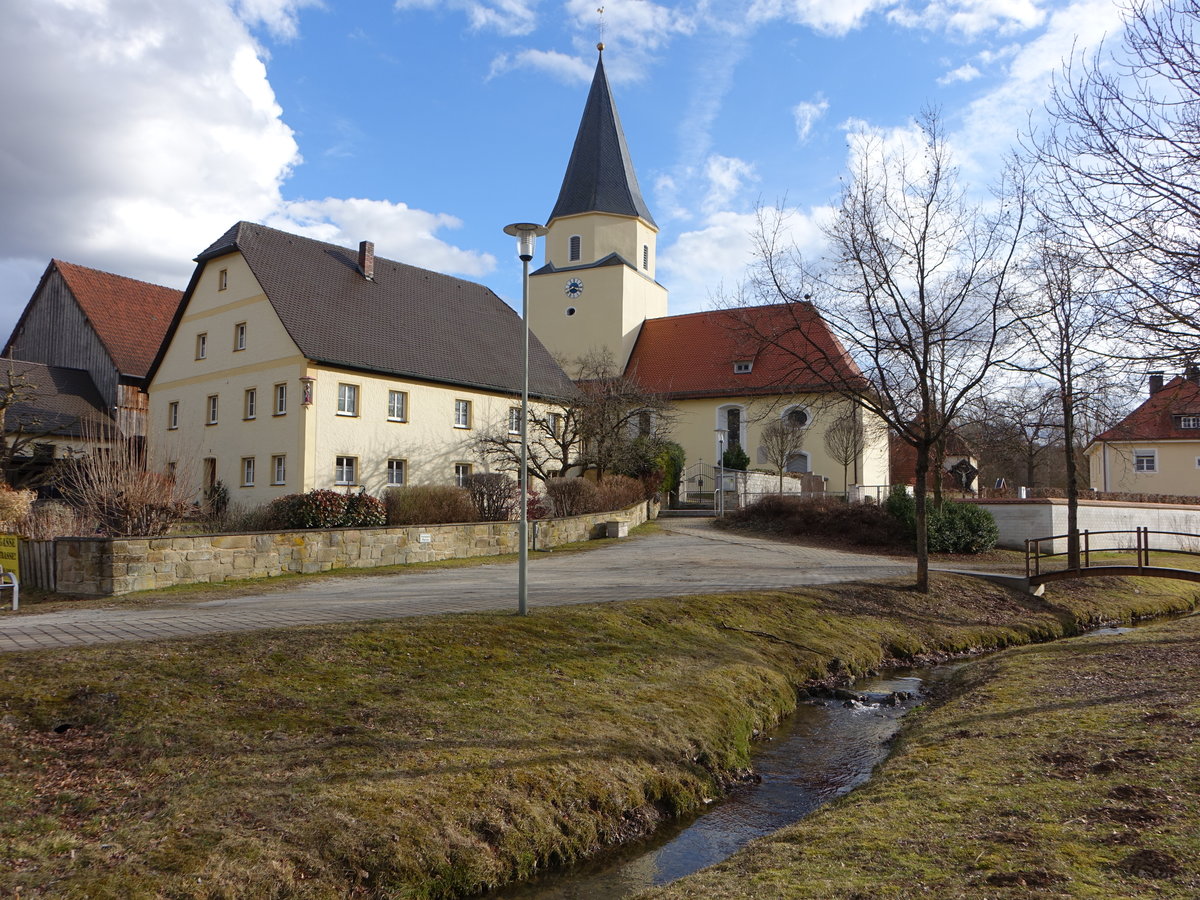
(914, 444, 930, 593)
(1062, 383, 1081, 570)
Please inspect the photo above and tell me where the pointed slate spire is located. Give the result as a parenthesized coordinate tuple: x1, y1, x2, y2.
(548, 48, 656, 227)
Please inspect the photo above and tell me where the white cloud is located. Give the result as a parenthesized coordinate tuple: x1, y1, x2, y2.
(937, 63, 981, 84)
(488, 48, 592, 83)
(747, 0, 895, 37)
(394, 0, 541, 37)
(792, 96, 829, 142)
(888, 0, 1046, 38)
(659, 206, 833, 314)
(0, 0, 499, 334)
(233, 0, 322, 40)
(702, 156, 758, 216)
(270, 198, 496, 276)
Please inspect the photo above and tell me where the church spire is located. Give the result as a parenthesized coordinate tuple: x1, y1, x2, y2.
(548, 47, 656, 228)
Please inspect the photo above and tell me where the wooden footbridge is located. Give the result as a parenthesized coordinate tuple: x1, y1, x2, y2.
(1025, 527, 1200, 587)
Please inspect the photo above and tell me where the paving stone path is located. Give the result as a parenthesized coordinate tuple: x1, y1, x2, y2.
(0, 519, 913, 653)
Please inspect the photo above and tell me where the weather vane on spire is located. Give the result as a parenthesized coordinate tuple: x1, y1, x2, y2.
(597, 6, 605, 51)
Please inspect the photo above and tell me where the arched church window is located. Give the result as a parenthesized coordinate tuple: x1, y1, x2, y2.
(569, 235, 582, 262)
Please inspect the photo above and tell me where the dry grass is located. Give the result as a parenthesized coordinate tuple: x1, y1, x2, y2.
(646, 608, 1200, 899)
(0, 575, 1195, 898)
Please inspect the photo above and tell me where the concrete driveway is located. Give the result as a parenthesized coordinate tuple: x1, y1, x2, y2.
(0, 518, 912, 652)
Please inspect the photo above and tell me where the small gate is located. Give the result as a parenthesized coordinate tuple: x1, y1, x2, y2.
(18, 540, 55, 591)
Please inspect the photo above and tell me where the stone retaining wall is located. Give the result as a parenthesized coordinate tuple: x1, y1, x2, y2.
(55, 501, 658, 596)
(974, 498, 1200, 552)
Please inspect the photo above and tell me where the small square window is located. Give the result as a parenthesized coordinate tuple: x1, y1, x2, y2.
(387, 458, 407, 486)
(272, 454, 286, 485)
(241, 457, 255, 487)
(1134, 450, 1157, 473)
(244, 388, 257, 420)
(388, 390, 408, 422)
(733, 361, 753, 374)
(335, 455, 358, 485)
(196, 333, 208, 360)
(218, 268, 228, 291)
(337, 383, 359, 416)
(167, 401, 179, 430)
(454, 399, 472, 429)
(508, 407, 522, 435)
(454, 462, 472, 487)
(234, 322, 246, 351)
(206, 394, 218, 425)
(274, 383, 287, 416)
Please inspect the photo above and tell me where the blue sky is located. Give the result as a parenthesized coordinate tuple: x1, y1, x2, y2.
(0, 0, 1127, 339)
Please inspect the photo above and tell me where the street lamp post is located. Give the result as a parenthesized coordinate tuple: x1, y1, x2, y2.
(715, 428, 728, 517)
(503, 222, 547, 616)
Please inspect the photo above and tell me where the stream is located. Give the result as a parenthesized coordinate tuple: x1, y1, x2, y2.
(489, 665, 957, 900)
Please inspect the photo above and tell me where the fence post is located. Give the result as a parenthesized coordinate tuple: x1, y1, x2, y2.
(1025, 539, 1030, 579)
(1083, 530, 1089, 569)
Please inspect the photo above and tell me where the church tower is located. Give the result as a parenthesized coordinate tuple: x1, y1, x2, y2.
(528, 46, 668, 378)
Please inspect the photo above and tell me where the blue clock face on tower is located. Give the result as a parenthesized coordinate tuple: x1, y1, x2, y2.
(564, 277, 584, 298)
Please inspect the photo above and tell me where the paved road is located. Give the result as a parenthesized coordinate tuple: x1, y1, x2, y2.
(0, 519, 912, 653)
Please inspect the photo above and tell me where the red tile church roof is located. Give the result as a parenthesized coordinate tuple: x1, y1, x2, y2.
(624, 303, 863, 399)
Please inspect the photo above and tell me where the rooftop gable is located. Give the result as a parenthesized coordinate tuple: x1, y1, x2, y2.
(163, 222, 576, 399)
(1092, 375, 1200, 444)
(624, 303, 863, 398)
(548, 51, 656, 228)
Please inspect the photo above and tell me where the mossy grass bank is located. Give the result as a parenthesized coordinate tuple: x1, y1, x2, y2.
(647, 609, 1200, 899)
(0, 574, 1194, 898)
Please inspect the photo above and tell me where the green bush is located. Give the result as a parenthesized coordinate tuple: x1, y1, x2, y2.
(722, 445, 750, 471)
(656, 441, 685, 497)
(343, 492, 387, 527)
(269, 489, 349, 529)
(385, 485, 477, 526)
(927, 502, 999, 554)
(883, 488, 998, 554)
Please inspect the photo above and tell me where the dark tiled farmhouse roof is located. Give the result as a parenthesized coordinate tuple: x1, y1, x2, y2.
(51, 261, 183, 378)
(181, 222, 576, 400)
(548, 52, 656, 227)
(1, 360, 112, 438)
(1092, 376, 1200, 443)
(624, 303, 864, 399)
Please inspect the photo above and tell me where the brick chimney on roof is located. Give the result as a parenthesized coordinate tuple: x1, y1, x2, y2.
(358, 240, 375, 281)
(1150, 372, 1164, 395)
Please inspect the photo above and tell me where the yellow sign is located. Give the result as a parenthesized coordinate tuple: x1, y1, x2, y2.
(0, 534, 19, 580)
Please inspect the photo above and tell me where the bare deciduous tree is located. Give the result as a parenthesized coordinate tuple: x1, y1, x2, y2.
(760, 417, 809, 492)
(823, 409, 868, 492)
(1033, 0, 1200, 363)
(733, 111, 1027, 591)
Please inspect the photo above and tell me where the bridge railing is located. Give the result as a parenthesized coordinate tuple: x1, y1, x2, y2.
(1025, 527, 1200, 578)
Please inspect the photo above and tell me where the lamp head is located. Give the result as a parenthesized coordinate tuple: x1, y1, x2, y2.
(503, 222, 548, 261)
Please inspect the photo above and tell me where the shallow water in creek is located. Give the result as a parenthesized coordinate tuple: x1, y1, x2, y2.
(489, 666, 956, 900)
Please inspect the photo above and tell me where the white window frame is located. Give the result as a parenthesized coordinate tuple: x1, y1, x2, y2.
(241, 457, 255, 487)
(568, 234, 582, 262)
(272, 454, 286, 485)
(335, 455, 358, 485)
(734, 361, 753, 374)
(167, 401, 179, 430)
(454, 399, 472, 429)
(196, 333, 207, 360)
(234, 322, 247, 351)
(549, 412, 563, 437)
(337, 383, 359, 417)
(454, 462, 472, 487)
(387, 458, 407, 486)
(1134, 449, 1157, 473)
(1181, 415, 1200, 429)
(206, 394, 218, 425)
(244, 388, 257, 420)
(387, 389, 408, 422)
(274, 383, 287, 416)
(218, 268, 228, 291)
(508, 406, 522, 435)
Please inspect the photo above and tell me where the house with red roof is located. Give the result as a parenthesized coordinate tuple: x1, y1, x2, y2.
(1086, 373, 1200, 496)
(526, 48, 890, 491)
(2, 260, 183, 468)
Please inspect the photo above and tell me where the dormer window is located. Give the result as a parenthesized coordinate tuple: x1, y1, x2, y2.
(734, 361, 753, 374)
(569, 234, 582, 262)
(1180, 415, 1200, 429)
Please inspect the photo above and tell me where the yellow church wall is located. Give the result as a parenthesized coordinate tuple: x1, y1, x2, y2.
(669, 394, 889, 492)
(1086, 440, 1200, 496)
(545, 212, 658, 278)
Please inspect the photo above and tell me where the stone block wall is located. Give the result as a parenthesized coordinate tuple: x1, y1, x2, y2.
(54, 500, 658, 596)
